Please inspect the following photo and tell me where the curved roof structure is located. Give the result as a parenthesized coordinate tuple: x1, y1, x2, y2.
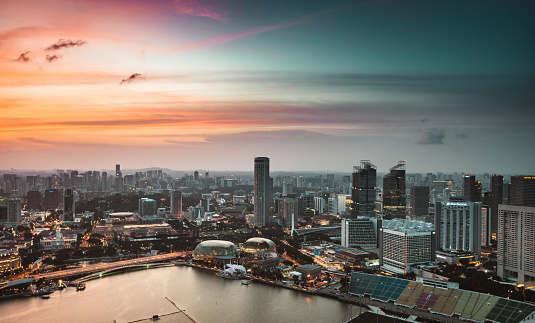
(109, 212, 135, 218)
(242, 237, 275, 253)
(193, 240, 238, 259)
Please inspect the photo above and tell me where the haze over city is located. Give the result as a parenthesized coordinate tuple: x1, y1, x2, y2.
(1, 0, 534, 173)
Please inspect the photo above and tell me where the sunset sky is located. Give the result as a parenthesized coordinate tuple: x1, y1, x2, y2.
(1, 0, 534, 173)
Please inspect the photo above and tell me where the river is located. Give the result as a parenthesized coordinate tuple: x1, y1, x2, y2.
(0, 266, 362, 323)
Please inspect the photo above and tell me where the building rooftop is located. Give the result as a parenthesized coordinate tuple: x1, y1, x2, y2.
(382, 218, 434, 233)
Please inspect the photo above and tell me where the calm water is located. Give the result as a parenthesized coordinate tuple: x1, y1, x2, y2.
(0, 266, 361, 323)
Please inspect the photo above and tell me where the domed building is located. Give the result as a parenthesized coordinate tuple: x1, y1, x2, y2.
(193, 240, 238, 261)
(241, 237, 276, 254)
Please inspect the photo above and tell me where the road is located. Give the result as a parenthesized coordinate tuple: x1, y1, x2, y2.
(31, 252, 188, 281)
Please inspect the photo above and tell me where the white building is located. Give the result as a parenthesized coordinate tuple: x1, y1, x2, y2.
(341, 217, 380, 248)
(41, 227, 77, 251)
(380, 219, 436, 275)
(434, 199, 481, 260)
(314, 197, 325, 214)
(497, 204, 535, 285)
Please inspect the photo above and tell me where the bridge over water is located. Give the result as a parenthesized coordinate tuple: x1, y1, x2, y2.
(31, 252, 188, 281)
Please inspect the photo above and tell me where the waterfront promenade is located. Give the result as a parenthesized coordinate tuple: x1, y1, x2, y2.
(31, 252, 188, 281)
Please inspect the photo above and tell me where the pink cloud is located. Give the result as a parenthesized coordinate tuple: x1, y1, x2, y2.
(169, 5, 346, 52)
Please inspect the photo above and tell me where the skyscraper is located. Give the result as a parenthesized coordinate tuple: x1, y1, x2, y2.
(254, 157, 271, 227)
(170, 190, 183, 218)
(410, 186, 430, 217)
(462, 174, 481, 202)
(383, 161, 406, 219)
(351, 160, 377, 218)
(510, 176, 535, 206)
(497, 204, 535, 284)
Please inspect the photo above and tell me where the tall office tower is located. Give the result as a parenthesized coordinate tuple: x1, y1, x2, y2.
(254, 157, 271, 227)
(379, 219, 436, 275)
(170, 190, 183, 218)
(138, 198, 157, 216)
(193, 170, 199, 181)
(462, 174, 481, 202)
(410, 186, 430, 217)
(116, 164, 123, 193)
(434, 198, 482, 260)
(351, 160, 377, 218)
(26, 191, 42, 211)
(382, 161, 406, 219)
(510, 176, 535, 206)
(0, 198, 22, 227)
(497, 205, 535, 284)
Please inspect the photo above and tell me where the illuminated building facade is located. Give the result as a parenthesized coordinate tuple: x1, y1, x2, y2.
(497, 204, 535, 285)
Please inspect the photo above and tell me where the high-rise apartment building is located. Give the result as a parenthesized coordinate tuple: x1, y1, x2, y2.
(497, 204, 535, 284)
(510, 176, 535, 206)
(170, 190, 183, 218)
(383, 161, 406, 219)
(351, 160, 377, 218)
(254, 157, 271, 227)
(462, 175, 481, 202)
(410, 186, 430, 217)
(435, 198, 482, 260)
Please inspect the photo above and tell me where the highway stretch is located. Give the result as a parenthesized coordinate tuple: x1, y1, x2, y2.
(31, 252, 189, 281)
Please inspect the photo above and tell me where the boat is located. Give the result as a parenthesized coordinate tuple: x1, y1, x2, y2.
(76, 283, 86, 291)
(41, 295, 50, 299)
(241, 280, 251, 285)
(150, 314, 160, 321)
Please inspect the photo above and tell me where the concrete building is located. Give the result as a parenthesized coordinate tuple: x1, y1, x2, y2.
(497, 204, 535, 285)
(380, 219, 436, 275)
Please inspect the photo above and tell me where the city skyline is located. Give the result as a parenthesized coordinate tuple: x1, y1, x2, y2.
(2, 1, 534, 173)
